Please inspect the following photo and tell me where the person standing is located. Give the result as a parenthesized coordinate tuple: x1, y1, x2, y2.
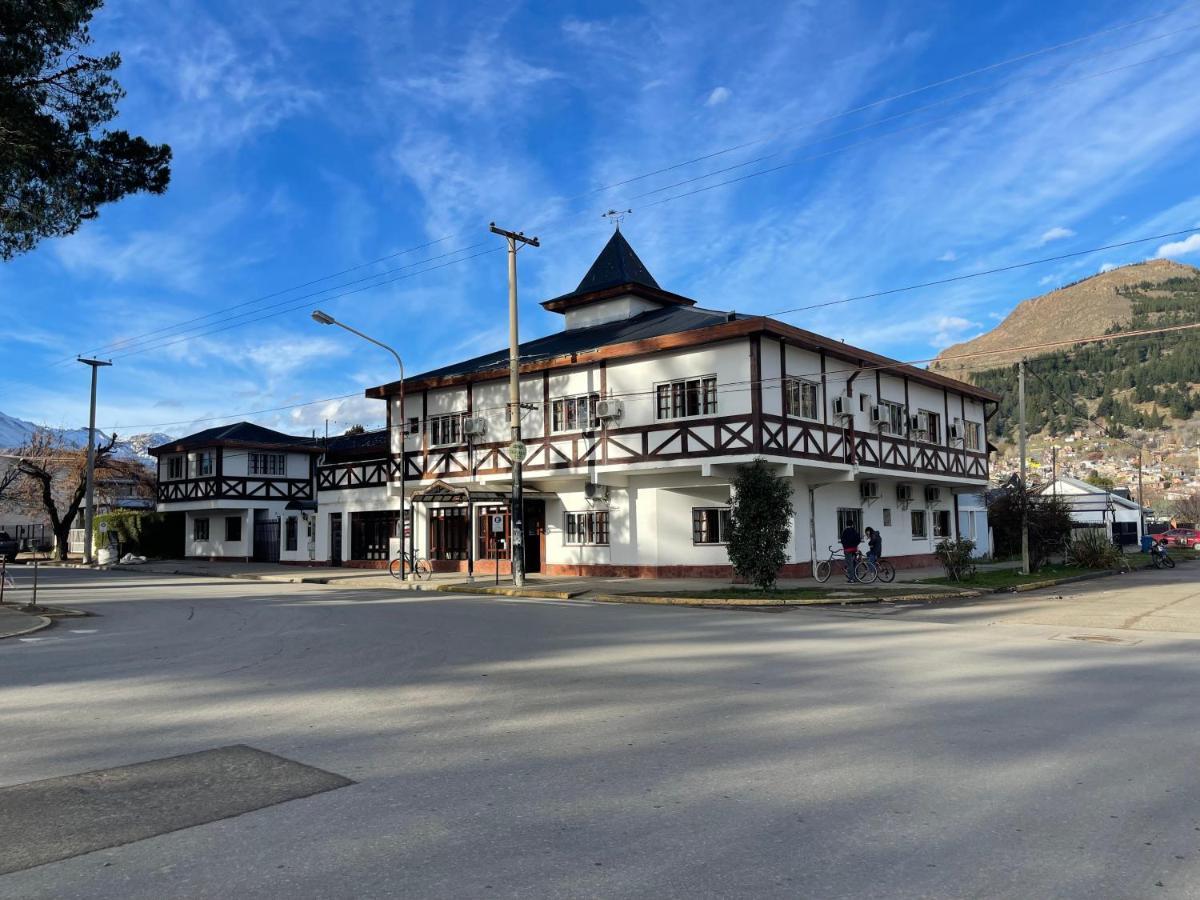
(840, 522, 862, 583)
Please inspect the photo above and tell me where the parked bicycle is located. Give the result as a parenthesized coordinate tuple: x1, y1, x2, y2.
(388, 551, 432, 580)
(814, 544, 876, 584)
(1150, 539, 1176, 570)
(872, 557, 896, 583)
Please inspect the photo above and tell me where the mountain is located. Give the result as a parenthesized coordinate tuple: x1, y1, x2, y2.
(929, 258, 1200, 448)
(0, 410, 172, 461)
(931, 258, 1200, 379)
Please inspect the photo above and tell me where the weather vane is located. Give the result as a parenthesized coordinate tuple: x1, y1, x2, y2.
(602, 209, 632, 231)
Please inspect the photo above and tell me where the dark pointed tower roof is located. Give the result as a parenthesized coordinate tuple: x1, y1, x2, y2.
(542, 231, 696, 314)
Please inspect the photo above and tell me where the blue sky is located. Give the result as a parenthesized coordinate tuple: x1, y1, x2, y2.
(4, 0, 1200, 438)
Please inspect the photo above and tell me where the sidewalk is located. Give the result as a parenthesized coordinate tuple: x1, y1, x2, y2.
(0, 604, 52, 639)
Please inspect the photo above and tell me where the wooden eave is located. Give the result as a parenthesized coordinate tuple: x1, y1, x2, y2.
(540, 282, 697, 314)
(366, 316, 1000, 403)
(149, 439, 324, 457)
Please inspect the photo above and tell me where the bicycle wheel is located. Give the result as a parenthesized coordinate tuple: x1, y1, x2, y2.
(415, 558, 433, 580)
(388, 557, 404, 579)
(814, 560, 832, 583)
(1152, 554, 1164, 569)
(1163, 555, 1176, 569)
(854, 560, 876, 583)
(875, 559, 895, 583)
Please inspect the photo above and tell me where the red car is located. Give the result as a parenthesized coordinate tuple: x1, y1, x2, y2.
(1160, 528, 1200, 550)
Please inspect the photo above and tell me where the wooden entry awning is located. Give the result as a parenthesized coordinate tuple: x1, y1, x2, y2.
(411, 480, 544, 504)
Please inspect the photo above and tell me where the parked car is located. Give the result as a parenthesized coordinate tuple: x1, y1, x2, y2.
(1160, 528, 1200, 550)
(0, 531, 19, 562)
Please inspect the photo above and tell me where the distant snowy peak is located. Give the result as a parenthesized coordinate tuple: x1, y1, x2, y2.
(0, 411, 172, 459)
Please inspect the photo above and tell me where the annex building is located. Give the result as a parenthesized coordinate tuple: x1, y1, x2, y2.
(152, 232, 998, 577)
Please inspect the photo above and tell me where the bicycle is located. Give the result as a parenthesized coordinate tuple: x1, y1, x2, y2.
(814, 544, 875, 584)
(1151, 544, 1176, 569)
(871, 557, 895, 583)
(388, 551, 432, 580)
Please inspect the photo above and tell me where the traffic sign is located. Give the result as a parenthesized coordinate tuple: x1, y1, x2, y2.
(508, 441, 527, 462)
(491, 514, 505, 533)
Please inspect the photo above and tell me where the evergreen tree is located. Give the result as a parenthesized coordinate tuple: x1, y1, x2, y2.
(727, 459, 793, 590)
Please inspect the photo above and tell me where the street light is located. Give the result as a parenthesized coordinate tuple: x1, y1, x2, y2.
(310, 310, 409, 580)
(78, 357, 112, 565)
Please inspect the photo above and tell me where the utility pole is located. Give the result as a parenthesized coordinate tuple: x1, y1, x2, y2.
(1018, 359, 1030, 575)
(78, 357, 112, 565)
(1137, 447, 1145, 540)
(490, 223, 539, 588)
(1052, 446, 1058, 496)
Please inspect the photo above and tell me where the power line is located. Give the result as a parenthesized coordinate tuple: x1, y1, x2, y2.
(65, 7, 1193, 365)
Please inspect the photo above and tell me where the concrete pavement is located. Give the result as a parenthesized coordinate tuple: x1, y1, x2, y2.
(3, 566, 1200, 898)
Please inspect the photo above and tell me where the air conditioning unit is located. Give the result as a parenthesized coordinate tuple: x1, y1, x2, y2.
(896, 483, 914, 503)
(584, 482, 609, 502)
(870, 405, 885, 428)
(949, 420, 963, 443)
(595, 399, 624, 421)
(924, 485, 942, 504)
(462, 417, 488, 439)
(908, 414, 922, 435)
(832, 396, 851, 418)
(860, 479, 880, 500)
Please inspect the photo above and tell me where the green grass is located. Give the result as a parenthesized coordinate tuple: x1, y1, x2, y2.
(919, 564, 1094, 588)
(625, 586, 914, 601)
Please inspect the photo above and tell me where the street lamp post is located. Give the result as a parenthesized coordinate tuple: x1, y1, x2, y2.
(78, 357, 112, 565)
(311, 311, 409, 580)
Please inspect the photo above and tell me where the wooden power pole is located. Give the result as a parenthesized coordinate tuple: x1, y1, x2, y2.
(1018, 358, 1030, 575)
(489, 223, 539, 588)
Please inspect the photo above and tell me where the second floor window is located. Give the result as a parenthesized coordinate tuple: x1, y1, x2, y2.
(552, 393, 600, 432)
(565, 510, 609, 545)
(195, 451, 214, 476)
(249, 452, 286, 476)
(916, 410, 942, 444)
(963, 420, 983, 451)
(167, 456, 183, 479)
(783, 378, 819, 420)
(428, 413, 464, 447)
(656, 376, 717, 420)
(879, 400, 906, 435)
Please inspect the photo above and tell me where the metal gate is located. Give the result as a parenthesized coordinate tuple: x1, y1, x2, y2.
(253, 518, 280, 563)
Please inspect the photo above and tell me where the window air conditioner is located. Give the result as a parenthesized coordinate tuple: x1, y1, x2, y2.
(860, 480, 880, 500)
(463, 417, 488, 439)
(896, 483, 914, 502)
(870, 406, 885, 427)
(832, 396, 850, 418)
(924, 485, 942, 504)
(595, 399, 624, 421)
(908, 414, 922, 434)
(949, 420, 963, 443)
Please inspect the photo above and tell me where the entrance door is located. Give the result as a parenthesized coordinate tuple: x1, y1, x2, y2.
(329, 513, 342, 566)
(523, 500, 545, 573)
(253, 518, 281, 563)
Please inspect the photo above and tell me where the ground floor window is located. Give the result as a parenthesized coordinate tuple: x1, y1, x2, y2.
(193, 517, 209, 541)
(350, 510, 399, 560)
(911, 509, 927, 539)
(836, 508, 862, 538)
(565, 510, 609, 545)
(692, 507, 731, 544)
(478, 506, 510, 560)
(932, 510, 952, 538)
(882, 508, 892, 527)
(285, 516, 298, 551)
(225, 516, 241, 542)
(428, 507, 468, 560)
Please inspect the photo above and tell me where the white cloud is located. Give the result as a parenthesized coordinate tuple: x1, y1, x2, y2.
(1098, 262, 1119, 273)
(937, 250, 957, 262)
(932, 315, 978, 346)
(706, 86, 731, 106)
(1039, 226, 1075, 244)
(1157, 233, 1200, 257)
(1037, 275, 1057, 286)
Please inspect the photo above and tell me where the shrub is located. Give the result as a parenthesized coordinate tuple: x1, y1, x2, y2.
(1068, 528, 1126, 570)
(727, 458, 792, 590)
(935, 537, 977, 581)
(93, 510, 184, 558)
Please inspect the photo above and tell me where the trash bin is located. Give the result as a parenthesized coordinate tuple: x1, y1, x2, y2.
(1141, 534, 1155, 554)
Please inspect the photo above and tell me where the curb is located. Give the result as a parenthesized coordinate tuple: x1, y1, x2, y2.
(0, 611, 53, 639)
(435, 584, 583, 600)
(587, 589, 981, 608)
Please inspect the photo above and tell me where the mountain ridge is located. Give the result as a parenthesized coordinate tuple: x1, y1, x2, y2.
(0, 410, 172, 460)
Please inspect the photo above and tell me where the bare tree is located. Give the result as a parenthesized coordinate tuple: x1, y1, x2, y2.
(1173, 492, 1200, 526)
(0, 463, 19, 501)
(12, 429, 119, 559)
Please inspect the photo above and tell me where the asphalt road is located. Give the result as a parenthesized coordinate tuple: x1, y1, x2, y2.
(2, 566, 1200, 899)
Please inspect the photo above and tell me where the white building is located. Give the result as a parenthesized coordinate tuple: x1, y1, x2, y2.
(312, 232, 998, 576)
(154, 234, 998, 575)
(1037, 475, 1145, 547)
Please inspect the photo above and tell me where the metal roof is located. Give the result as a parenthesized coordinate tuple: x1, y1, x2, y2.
(148, 422, 321, 456)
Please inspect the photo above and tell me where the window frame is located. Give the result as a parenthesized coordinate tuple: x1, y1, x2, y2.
(783, 377, 820, 421)
(916, 409, 942, 444)
(427, 412, 465, 447)
(654, 375, 718, 421)
(166, 455, 184, 480)
(911, 509, 927, 539)
(691, 507, 732, 545)
(195, 451, 214, 477)
(551, 392, 601, 433)
(879, 400, 906, 435)
(285, 516, 298, 552)
(836, 507, 863, 538)
(932, 509, 952, 539)
(249, 452, 287, 476)
(224, 516, 242, 542)
(193, 517, 210, 541)
(963, 420, 983, 452)
(564, 510, 610, 546)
